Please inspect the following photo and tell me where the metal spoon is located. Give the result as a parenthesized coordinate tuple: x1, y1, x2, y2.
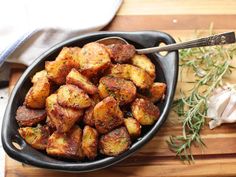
(97, 31, 236, 54)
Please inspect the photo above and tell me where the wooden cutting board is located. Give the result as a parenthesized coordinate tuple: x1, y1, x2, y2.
(5, 0, 236, 176)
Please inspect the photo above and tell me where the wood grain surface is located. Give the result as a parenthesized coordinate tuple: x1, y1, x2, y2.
(5, 0, 236, 176)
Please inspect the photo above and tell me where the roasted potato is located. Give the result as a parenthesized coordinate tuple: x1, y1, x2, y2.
(99, 127, 131, 156)
(45, 116, 56, 129)
(16, 105, 46, 127)
(98, 76, 136, 105)
(18, 125, 50, 150)
(124, 117, 141, 138)
(138, 82, 167, 102)
(46, 94, 83, 133)
(81, 125, 98, 160)
(45, 47, 81, 84)
(83, 94, 102, 127)
(83, 106, 95, 127)
(46, 126, 84, 159)
(94, 96, 124, 134)
(131, 54, 155, 80)
(55, 47, 81, 64)
(78, 42, 111, 78)
(106, 44, 136, 63)
(57, 84, 92, 109)
(66, 68, 98, 94)
(31, 70, 47, 84)
(148, 82, 167, 102)
(25, 76, 50, 109)
(110, 64, 153, 89)
(131, 98, 160, 125)
(90, 93, 102, 105)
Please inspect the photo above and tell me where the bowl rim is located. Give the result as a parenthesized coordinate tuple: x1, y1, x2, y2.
(1, 30, 179, 172)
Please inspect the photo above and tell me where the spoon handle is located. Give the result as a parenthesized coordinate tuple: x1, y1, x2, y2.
(136, 31, 236, 54)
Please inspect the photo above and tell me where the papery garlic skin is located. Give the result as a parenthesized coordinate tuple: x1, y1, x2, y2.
(207, 86, 236, 129)
(207, 89, 231, 119)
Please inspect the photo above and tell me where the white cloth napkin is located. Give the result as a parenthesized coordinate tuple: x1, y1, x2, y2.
(0, 0, 122, 66)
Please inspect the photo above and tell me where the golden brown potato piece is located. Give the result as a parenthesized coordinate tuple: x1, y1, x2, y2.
(45, 116, 56, 129)
(79, 42, 111, 78)
(45, 60, 74, 85)
(98, 76, 136, 105)
(31, 70, 47, 84)
(66, 68, 98, 94)
(94, 96, 124, 134)
(53, 47, 80, 63)
(18, 125, 50, 150)
(90, 93, 102, 105)
(83, 94, 101, 127)
(99, 127, 131, 156)
(46, 126, 84, 159)
(46, 94, 83, 133)
(110, 64, 153, 89)
(16, 105, 46, 127)
(45, 47, 81, 84)
(148, 82, 167, 102)
(83, 106, 95, 127)
(81, 125, 98, 160)
(106, 44, 136, 63)
(131, 98, 160, 125)
(25, 76, 50, 109)
(124, 117, 141, 138)
(131, 54, 155, 80)
(136, 82, 167, 102)
(57, 84, 92, 109)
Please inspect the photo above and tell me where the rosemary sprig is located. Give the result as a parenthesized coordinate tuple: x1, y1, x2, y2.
(167, 33, 236, 162)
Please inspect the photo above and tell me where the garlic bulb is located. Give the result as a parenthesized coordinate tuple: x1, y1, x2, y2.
(207, 85, 236, 129)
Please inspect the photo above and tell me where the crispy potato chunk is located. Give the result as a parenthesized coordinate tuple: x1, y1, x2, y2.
(149, 82, 167, 102)
(25, 76, 50, 109)
(19, 125, 50, 150)
(81, 125, 98, 160)
(16, 105, 46, 127)
(46, 94, 83, 133)
(66, 68, 98, 94)
(98, 76, 136, 105)
(57, 84, 92, 109)
(124, 117, 141, 138)
(31, 70, 47, 84)
(45, 116, 56, 129)
(46, 126, 84, 159)
(83, 94, 101, 127)
(131, 98, 160, 125)
(131, 54, 155, 80)
(99, 127, 131, 156)
(45, 47, 81, 84)
(90, 93, 102, 104)
(94, 96, 124, 134)
(83, 106, 95, 127)
(136, 82, 167, 102)
(110, 64, 153, 89)
(79, 42, 111, 78)
(106, 44, 136, 63)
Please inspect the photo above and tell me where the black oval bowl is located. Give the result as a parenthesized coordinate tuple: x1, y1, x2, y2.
(2, 31, 178, 172)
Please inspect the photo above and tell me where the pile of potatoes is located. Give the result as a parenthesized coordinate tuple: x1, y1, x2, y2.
(16, 42, 166, 160)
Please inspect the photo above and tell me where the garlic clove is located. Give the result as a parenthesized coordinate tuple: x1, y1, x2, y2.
(221, 92, 236, 123)
(209, 119, 222, 129)
(207, 89, 231, 119)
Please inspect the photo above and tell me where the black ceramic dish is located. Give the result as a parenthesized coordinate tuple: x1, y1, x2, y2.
(2, 31, 178, 172)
